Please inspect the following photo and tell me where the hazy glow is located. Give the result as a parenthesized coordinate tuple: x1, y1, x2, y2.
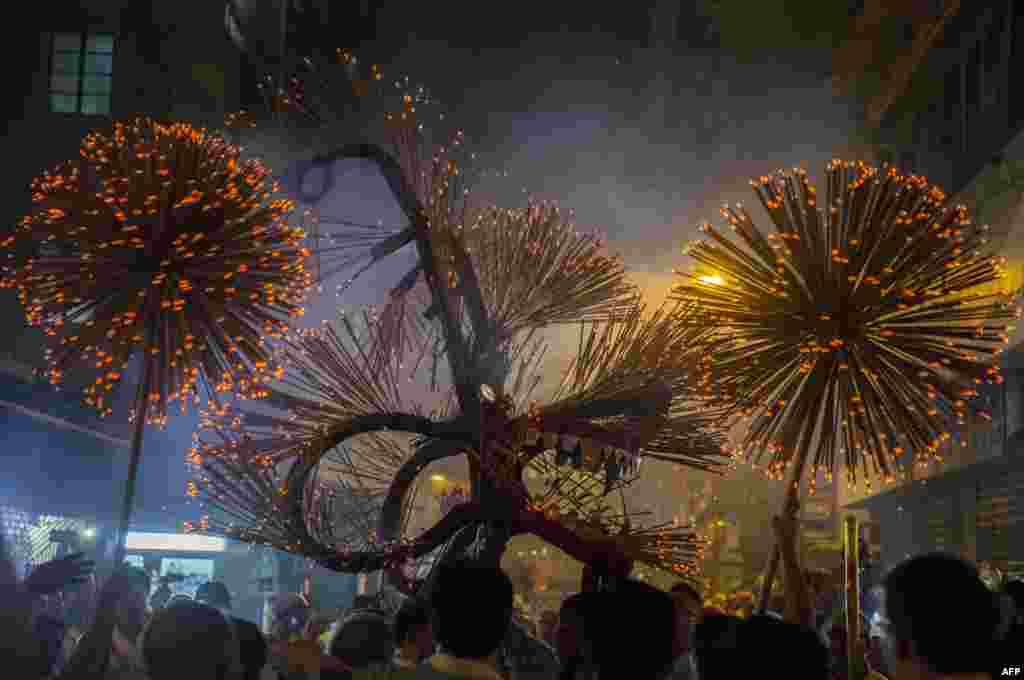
(430, 474, 447, 482)
(699, 274, 725, 286)
(125, 531, 226, 553)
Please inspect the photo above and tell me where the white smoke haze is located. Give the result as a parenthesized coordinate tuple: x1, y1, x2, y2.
(132, 25, 865, 540)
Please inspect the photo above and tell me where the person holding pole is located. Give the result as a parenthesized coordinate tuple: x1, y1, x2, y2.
(771, 508, 814, 629)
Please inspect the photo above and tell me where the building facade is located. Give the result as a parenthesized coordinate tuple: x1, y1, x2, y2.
(0, 3, 364, 620)
(848, 345, 1024, 578)
(1, 0, 248, 370)
(835, 3, 1024, 577)
(0, 0, 248, 571)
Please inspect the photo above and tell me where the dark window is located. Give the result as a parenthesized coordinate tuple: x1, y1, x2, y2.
(942, 67, 962, 148)
(49, 33, 114, 116)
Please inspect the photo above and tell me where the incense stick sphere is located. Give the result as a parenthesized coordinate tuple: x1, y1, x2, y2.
(673, 160, 1019, 491)
(0, 118, 312, 423)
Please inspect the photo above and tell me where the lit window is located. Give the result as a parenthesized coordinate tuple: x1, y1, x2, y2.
(49, 33, 114, 115)
(124, 531, 226, 553)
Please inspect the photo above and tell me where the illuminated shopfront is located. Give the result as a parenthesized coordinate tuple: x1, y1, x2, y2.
(122, 531, 228, 599)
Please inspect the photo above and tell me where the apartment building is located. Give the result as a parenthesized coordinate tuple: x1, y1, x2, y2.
(837, 1, 1024, 577)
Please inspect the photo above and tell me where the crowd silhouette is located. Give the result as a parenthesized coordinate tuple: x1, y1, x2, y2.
(3, 521, 1022, 680)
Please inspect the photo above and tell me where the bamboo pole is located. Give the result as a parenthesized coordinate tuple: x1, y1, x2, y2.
(757, 450, 806, 614)
(112, 357, 153, 567)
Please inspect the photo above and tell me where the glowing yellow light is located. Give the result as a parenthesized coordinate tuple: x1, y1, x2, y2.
(698, 274, 724, 286)
(431, 474, 446, 482)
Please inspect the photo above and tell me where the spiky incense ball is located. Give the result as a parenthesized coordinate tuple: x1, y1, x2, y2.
(1, 118, 312, 423)
(673, 161, 1019, 491)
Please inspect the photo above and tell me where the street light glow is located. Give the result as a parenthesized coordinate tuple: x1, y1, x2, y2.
(699, 274, 725, 286)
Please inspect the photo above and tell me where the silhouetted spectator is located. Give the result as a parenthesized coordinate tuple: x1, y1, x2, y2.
(555, 593, 596, 671)
(589, 579, 676, 680)
(695, 614, 828, 680)
(196, 581, 268, 680)
(418, 560, 514, 680)
(394, 598, 434, 669)
(882, 553, 999, 680)
(499, 616, 559, 680)
(60, 565, 150, 680)
(740, 616, 828, 680)
(149, 583, 172, 612)
(143, 600, 235, 680)
(1003, 579, 1024, 635)
(329, 610, 394, 676)
(34, 612, 68, 677)
(352, 594, 378, 612)
(1, 528, 48, 679)
(693, 613, 742, 680)
(271, 593, 311, 643)
(668, 582, 702, 680)
(538, 611, 558, 648)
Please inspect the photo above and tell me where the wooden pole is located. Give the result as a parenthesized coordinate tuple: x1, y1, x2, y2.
(112, 358, 153, 567)
(843, 515, 862, 680)
(756, 455, 806, 614)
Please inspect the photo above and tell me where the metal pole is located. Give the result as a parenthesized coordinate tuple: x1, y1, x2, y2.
(844, 515, 862, 680)
(112, 357, 153, 567)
